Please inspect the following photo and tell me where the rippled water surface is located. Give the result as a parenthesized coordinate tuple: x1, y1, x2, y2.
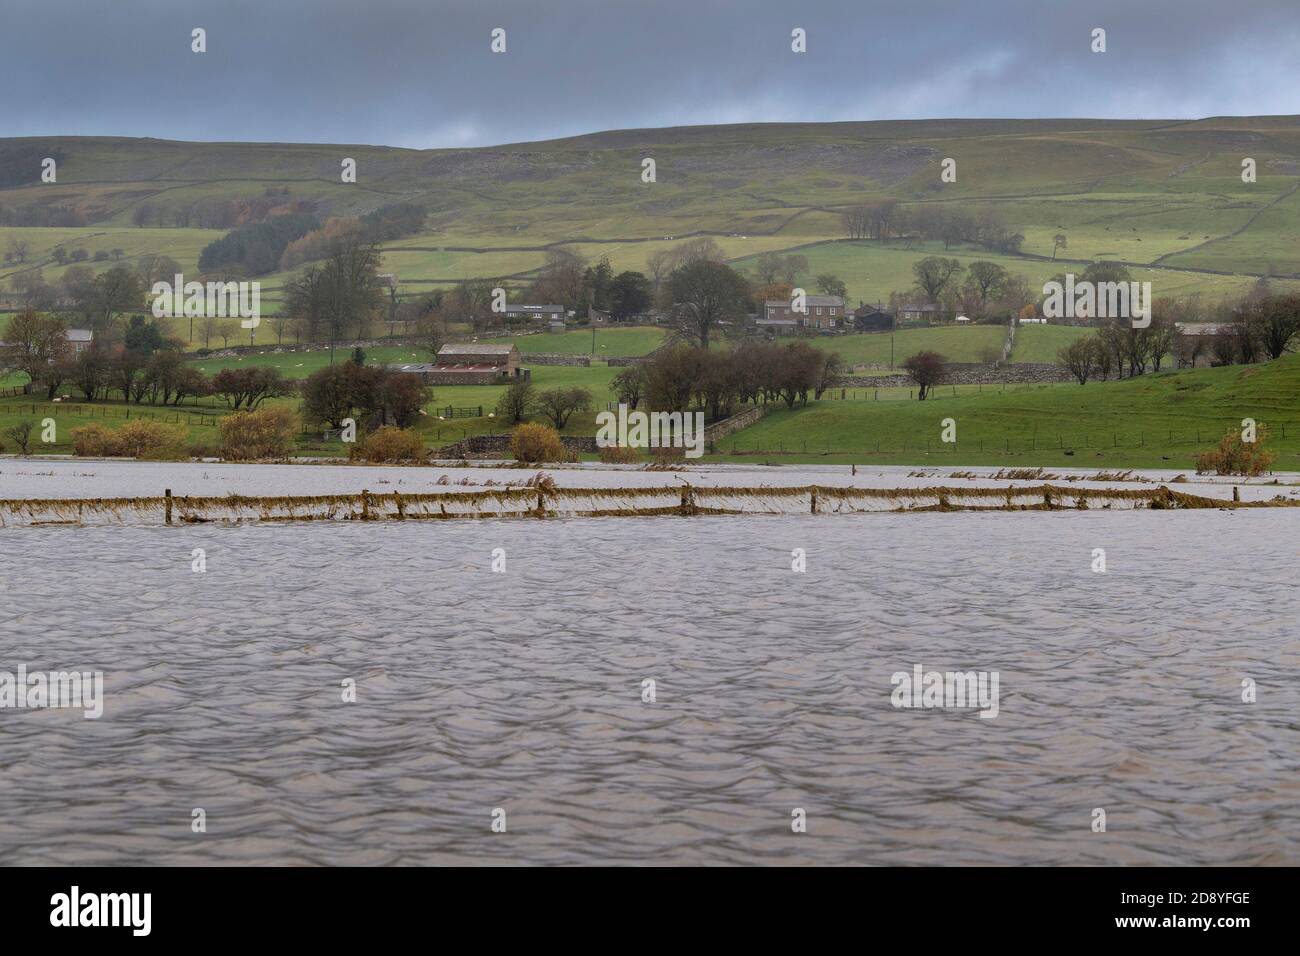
(2, 509, 1297, 865)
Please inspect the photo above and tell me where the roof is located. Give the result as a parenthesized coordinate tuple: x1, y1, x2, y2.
(66, 329, 93, 342)
(438, 343, 517, 356)
(386, 363, 436, 373)
(503, 304, 564, 313)
(764, 295, 844, 308)
(899, 303, 940, 312)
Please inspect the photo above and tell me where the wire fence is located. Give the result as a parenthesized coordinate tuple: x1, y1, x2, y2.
(4, 482, 1294, 527)
(1, 401, 221, 427)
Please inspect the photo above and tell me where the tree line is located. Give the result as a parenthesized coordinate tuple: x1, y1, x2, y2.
(842, 201, 1024, 254)
(1057, 291, 1300, 384)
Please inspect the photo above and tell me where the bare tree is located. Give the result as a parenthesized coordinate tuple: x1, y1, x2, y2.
(666, 260, 751, 349)
(842, 206, 869, 240)
(494, 378, 535, 424)
(911, 257, 964, 305)
(1058, 337, 1100, 385)
(900, 350, 947, 400)
(534, 387, 593, 430)
(3, 420, 35, 455)
(611, 364, 647, 409)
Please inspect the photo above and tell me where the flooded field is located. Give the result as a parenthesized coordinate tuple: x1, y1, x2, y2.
(2, 457, 1298, 501)
(1, 494, 1296, 864)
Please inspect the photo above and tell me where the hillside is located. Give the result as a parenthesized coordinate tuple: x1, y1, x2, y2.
(4, 116, 1300, 317)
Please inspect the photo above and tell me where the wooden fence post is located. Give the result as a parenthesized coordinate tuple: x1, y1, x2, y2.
(165, 489, 173, 525)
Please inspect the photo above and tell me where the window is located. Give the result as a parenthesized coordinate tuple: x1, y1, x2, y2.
(816, 307, 823, 315)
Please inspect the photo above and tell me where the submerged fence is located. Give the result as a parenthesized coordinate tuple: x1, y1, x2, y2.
(1, 483, 1293, 527)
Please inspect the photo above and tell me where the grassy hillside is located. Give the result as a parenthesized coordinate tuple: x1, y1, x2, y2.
(1009, 325, 1093, 364)
(711, 355, 1300, 470)
(4, 116, 1300, 310)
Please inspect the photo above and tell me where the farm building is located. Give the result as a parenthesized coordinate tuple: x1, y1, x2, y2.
(853, 305, 894, 332)
(897, 303, 948, 325)
(761, 295, 846, 331)
(409, 343, 531, 385)
(388, 343, 531, 385)
(503, 304, 566, 325)
(0, 327, 92, 356)
(753, 315, 799, 335)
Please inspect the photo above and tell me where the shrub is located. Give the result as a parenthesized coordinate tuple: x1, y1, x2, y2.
(219, 407, 297, 460)
(598, 444, 642, 464)
(350, 426, 425, 463)
(510, 422, 569, 463)
(651, 445, 686, 465)
(111, 421, 188, 459)
(4, 420, 36, 455)
(71, 423, 114, 456)
(70, 421, 186, 458)
(1195, 428, 1275, 476)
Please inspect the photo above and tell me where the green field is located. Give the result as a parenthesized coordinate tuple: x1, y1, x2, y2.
(7, 355, 1297, 470)
(1008, 325, 1094, 364)
(709, 355, 1300, 470)
(0, 360, 624, 457)
(822, 326, 1005, 366)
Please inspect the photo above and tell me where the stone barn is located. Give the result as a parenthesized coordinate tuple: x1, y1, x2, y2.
(412, 343, 531, 385)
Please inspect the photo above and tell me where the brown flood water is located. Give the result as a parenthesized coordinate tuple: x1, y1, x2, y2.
(1, 504, 1297, 864)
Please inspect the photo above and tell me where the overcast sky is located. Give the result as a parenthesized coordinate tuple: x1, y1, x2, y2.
(4, 0, 1298, 148)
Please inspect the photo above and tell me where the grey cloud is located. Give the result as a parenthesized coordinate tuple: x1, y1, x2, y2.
(1, 0, 1297, 147)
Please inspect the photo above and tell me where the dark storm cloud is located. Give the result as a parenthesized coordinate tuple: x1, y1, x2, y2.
(2, 0, 1298, 147)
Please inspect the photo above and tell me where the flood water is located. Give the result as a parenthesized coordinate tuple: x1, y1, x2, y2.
(1, 505, 1297, 865)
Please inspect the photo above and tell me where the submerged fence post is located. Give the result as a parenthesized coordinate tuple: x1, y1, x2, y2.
(165, 489, 172, 525)
(811, 487, 818, 514)
(361, 489, 370, 520)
